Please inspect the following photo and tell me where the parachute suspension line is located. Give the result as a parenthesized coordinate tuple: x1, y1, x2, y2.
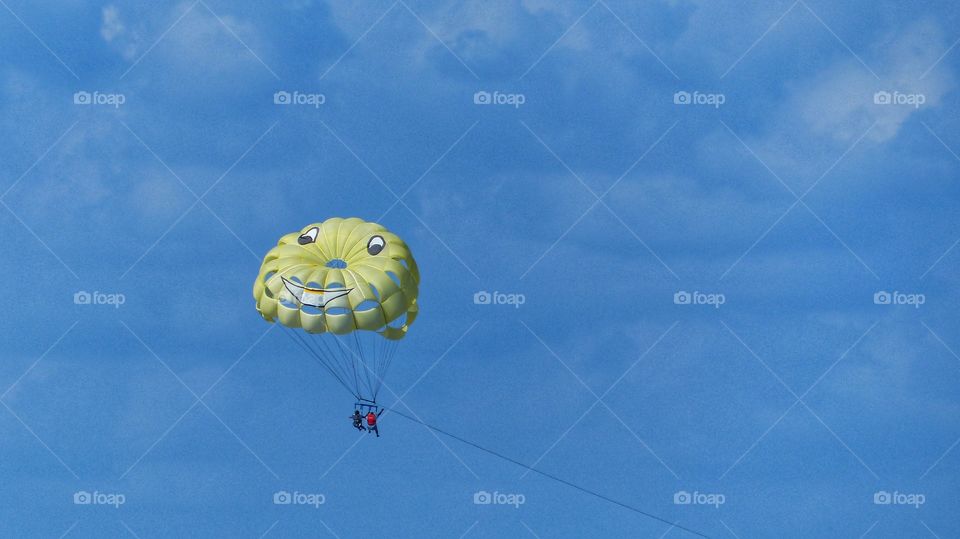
(312, 331, 357, 394)
(360, 334, 377, 400)
(281, 325, 358, 399)
(299, 329, 351, 390)
(375, 335, 397, 400)
(332, 334, 369, 400)
(279, 326, 401, 404)
(343, 274, 375, 401)
(333, 335, 357, 387)
(371, 333, 381, 399)
(352, 330, 374, 399)
(373, 333, 395, 401)
(281, 325, 337, 384)
(296, 329, 357, 399)
(389, 337, 400, 371)
(386, 339, 398, 383)
(347, 312, 364, 398)
(374, 339, 390, 399)
(298, 328, 361, 402)
(370, 334, 379, 398)
(371, 334, 385, 401)
(348, 337, 362, 398)
(385, 409, 711, 539)
(367, 333, 380, 399)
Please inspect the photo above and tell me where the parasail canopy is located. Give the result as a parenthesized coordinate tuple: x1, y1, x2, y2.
(253, 217, 419, 401)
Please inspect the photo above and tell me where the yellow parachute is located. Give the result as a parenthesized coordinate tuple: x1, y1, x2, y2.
(253, 217, 419, 403)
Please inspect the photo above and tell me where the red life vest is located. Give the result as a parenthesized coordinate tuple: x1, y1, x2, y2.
(366, 412, 377, 426)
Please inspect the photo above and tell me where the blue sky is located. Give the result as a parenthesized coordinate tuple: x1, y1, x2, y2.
(1, 0, 959, 537)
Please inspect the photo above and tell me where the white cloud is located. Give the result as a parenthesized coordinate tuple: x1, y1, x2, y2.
(167, 6, 265, 71)
(100, 2, 271, 78)
(791, 18, 954, 143)
(100, 5, 141, 61)
(825, 321, 960, 421)
(100, 5, 124, 41)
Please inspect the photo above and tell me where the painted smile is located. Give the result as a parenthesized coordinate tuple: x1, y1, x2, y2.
(281, 277, 353, 309)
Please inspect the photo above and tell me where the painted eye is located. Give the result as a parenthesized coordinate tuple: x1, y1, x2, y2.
(367, 235, 385, 255)
(298, 227, 319, 245)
